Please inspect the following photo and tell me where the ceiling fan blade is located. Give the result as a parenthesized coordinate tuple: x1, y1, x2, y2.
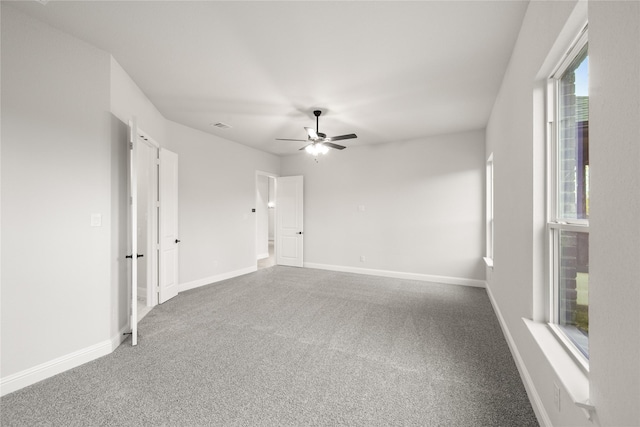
(305, 127, 319, 140)
(276, 138, 308, 142)
(323, 142, 346, 150)
(326, 133, 357, 142)
(299, 143, 313, 151)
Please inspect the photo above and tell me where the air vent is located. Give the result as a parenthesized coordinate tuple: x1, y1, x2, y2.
(211, 122, 232, 129)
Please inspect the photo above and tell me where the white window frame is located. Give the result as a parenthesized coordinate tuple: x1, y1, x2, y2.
(484, 154, 494, 268)
(547, 26, 589, 370)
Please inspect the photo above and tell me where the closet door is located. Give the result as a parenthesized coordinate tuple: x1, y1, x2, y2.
(158, 148, 179, 304)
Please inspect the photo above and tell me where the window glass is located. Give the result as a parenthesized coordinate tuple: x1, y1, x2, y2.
(557, 47, 589, 220)
(550, 34, 589, 362)
(557, 230, 589, 358)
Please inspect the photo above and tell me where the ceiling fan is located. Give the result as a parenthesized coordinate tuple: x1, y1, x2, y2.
(276, 110, 357, 155)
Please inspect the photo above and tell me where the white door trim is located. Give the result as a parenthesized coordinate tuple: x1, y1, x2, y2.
(255, 171, 279, 266)
(127, 119, 139, 346)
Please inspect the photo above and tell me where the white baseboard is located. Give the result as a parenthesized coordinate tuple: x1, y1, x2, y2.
(178, 266, 258, 293)
(303, 262, 486, 288)
(257, 252, 269, 260)
(0, 325, 129, 397)
(485, 283, 550, 427)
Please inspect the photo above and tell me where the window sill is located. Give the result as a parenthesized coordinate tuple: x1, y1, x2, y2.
(522, 318, 595, 420)
(483, 257, 494, 269)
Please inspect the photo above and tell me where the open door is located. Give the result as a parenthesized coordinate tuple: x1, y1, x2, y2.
(276, 176, 304, 267)
(159, 148, 179, 304)
(127, 119, 139, 345)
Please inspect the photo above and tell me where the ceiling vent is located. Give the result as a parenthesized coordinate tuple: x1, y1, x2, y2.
(211, 122, 232, 129)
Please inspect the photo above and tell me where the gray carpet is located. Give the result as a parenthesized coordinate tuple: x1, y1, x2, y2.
(1, 267, 538, 426)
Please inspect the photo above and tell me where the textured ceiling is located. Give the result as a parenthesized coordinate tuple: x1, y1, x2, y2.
(8, 1, 529, 155)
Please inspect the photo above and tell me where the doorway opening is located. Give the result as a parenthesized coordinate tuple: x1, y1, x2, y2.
(134, 131, 160, 321)
(256, 172, 277, 270)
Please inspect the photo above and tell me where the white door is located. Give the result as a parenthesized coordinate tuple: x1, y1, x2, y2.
(159, 148, 179, 304)
(276, 176, 304, 267)
(127, 119, 139, 345)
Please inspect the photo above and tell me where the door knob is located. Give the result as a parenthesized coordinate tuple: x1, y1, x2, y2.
(175, 239, 181, 243)
(297, 231, 303, 235)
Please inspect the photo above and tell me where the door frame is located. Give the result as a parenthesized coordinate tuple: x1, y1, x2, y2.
(255, 170, 279, 266)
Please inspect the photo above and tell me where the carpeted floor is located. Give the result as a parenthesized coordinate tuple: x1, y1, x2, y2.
(1, 266, 538, 426)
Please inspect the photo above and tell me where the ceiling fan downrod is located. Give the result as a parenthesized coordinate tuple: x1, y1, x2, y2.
(314, 110, 326, 139)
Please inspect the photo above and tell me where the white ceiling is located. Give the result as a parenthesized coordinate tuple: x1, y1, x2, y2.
(9, 1, 529, 156)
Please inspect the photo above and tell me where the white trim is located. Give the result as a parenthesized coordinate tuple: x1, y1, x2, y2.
(548, 222, 589, 233)
(485, 283, 551, 427)
(255, 170, 279, 270)
(546, 323, 589, 373)
(135, 126, 161, 149)
(303, 263, 486, 288)
(1, 325, 129, 397)
(524, 319, 592, 421)
(486, 153, 494, 260)
(178, 266, 257, 293)
(483, 257, 494, 269)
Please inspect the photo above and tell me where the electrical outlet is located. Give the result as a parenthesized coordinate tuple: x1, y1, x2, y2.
(360, 255, 366, 262)
(553, 382, 561, 411)
(90, 213, 102, 227)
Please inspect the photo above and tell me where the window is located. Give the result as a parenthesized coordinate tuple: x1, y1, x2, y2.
(548, 28, 589, 364)
(484, 154, 494, 268)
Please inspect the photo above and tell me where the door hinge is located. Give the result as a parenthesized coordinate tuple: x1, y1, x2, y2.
(129, 142, 134, 150)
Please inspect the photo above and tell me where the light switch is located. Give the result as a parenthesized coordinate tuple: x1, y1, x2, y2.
(91, 214, 102, 227)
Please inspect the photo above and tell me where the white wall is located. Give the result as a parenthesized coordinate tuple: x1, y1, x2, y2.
(486, 1, 640, 425)
(110, 58, 166, 143)
(0, 4, 281, 393)
(1, 4, 114, 379)
(281, 130, 485, 285)
(588, 2, 640, 425)
(163, 121, 280, 289)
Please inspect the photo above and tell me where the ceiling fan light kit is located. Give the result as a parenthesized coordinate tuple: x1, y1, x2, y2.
(305, 143, 329, 156)
(276, 109, 357, 156)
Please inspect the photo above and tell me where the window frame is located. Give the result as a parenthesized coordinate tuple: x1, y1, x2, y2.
(484, 153, 494, 269)
(546, 26, 589, 370)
